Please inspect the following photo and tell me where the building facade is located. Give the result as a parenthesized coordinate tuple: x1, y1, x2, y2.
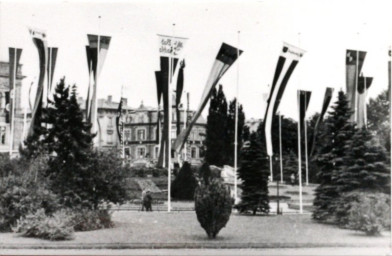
(0, 61, 26, 155)
(92, 96, 206, 166)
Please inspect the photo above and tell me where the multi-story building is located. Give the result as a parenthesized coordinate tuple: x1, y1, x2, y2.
(0, 61, 27, 155)
(91, 95, 206, 166)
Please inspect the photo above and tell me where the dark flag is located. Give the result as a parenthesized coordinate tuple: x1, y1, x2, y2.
(174, 42, 243, 152)
(264, 43, 305, 156)
(356, 75, 373, 128)
(7, 48, 22, 124)
(46, 47, 58, 99)
(310, 87, 334, 156)
(176, 60, 185, 136)
(28, 28, 47, 137)
(346, 49, 366, 122)
(298, 90, 312, 137)
(116, 99, 123, 144)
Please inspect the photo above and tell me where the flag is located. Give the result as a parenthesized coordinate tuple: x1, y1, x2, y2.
(156, 34, 188, 167)
(346, 49, 366, 122)
(264, 42, 305, 156)
(7, 48, 22, 124)
(176, 60, 185, 135)
(46, 47, 58, 98)
(85, 34, 111, 141)
(155, 71, 163, 144)
(116, 99, 123, 144)
(298, 90, 311, 134)
(356, 76, 373, 128)
(174, 42, 243, 152)
(28, 28, 48, 137)
(310, 87, 334, 156)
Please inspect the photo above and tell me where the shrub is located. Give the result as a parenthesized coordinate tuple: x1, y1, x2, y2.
(12, 209, 74, 241)
(0, 156, 59, 232)
(194, 178, 232, 239)
(345, 192, 390, 236)
(171, 162, 198, 200)
(69, 208, 114, 231)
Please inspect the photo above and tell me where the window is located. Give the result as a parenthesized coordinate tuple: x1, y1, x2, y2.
(155, 146, 159, 158)
(137, 147, 146, 158)
(171, 129, 177, 139)
(137, 128, 146, 141)
(108, 116, 113, 127)
(0, 92, 3, 110)
(124, 129, 131, 141)
(0, 126, 5, 145)
(191, 147, 197, 158)
(171, 149, 175, 158)
(124, 148, 130, 157)
(107, 133, 113, 144)
(139, 114, 145, 123)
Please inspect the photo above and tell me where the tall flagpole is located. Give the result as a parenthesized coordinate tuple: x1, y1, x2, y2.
(297, 91, 303, 214)
(167, 23, 175, 213)
(9, 51, 17, 157)
(183, 91, 187, 162)
(304, 93, 309, 186)
(389, 45, 392, 250)
(48, 48, 52, 105)
(234, 30, 240, 203)
(121, 85, 125, 160)
(279, 113, 283, 183)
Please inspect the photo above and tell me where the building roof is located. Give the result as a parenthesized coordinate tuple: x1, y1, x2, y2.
(81, 95, 207, 124)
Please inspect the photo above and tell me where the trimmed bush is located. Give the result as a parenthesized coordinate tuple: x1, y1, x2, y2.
(194, 178, 232, 239)
(12, 209, 74, 241)
(344, 192, 390, 236)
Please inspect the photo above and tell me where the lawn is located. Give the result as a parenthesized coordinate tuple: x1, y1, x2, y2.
(0, 212, 389, 248)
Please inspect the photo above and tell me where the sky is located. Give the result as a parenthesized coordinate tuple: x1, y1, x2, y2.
(1, 0, 392, 120)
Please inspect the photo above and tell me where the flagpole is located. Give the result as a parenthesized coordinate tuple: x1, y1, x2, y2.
(279, 113, 283, 183)
(167, 23, 175, 213)
(48, 48, 52, 105)
(304, 93, 309, 186)
(183, 91, 187, 162)
(354, 49, 359, 123)
(9, 51, 17, 157)
(234, 30, 240, 203)
(121, 85, 125, 161)
(389, 45, 392, 250)
(297, 90, 303, 214)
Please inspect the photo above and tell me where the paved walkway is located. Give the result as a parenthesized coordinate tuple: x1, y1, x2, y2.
(0, 212, 389, 250)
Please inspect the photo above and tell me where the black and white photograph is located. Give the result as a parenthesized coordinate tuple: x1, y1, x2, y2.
(0, 0, 391, 255)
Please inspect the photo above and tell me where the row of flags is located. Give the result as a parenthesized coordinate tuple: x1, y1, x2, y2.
(5, 27, 388, 165)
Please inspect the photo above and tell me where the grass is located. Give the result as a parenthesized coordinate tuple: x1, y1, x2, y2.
(0, 212, 389, 248)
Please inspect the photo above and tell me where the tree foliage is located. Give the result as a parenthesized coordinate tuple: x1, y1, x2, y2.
(171, 161, 198, 200)
(236, 132, 269, 214)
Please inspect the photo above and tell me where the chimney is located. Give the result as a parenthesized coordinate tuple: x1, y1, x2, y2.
(107, 95, 112, 103)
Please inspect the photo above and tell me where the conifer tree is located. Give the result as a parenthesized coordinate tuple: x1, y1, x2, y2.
(225, 98, 245, 166)
(335, 128, 390, 194)
(46, 80, 95, 207)
(236, 132, 269, 215)
(313, 91, 355, 222)
(205, 85, 228, 167)
(367, 89, 390, 152)
(171, 161, 198, 200)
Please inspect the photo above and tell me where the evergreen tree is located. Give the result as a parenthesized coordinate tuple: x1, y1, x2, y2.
(236, 132, 269, 215)
(367, 89, 390, 152)
(171, 161, 198, 200)
(225, 98, 245, 166)
(335, 128, 390, 194)
(46, 80, 95, 208)
(312, 91, 355, 222)
(205, 85, 228, 167)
